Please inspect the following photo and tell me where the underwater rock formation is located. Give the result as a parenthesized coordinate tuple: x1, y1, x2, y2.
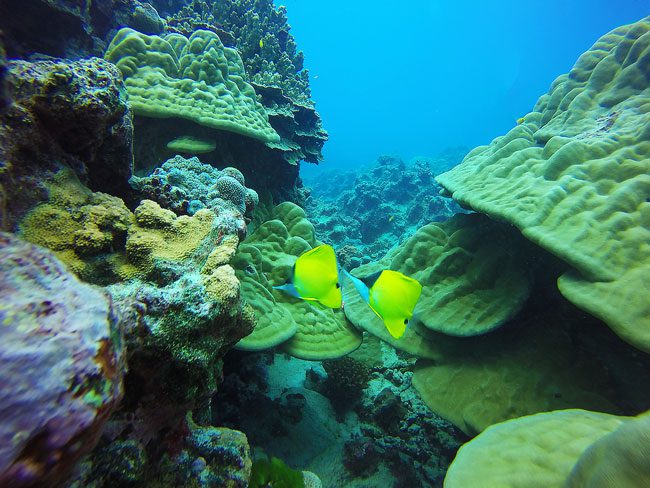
(306, 155, 465, 266)
(0, 233, 125, 487)
(436, 16, 650, 353)
(0, 57, 133, 230)
(130, 155, 259, 217)
(0, 0, 164, 58)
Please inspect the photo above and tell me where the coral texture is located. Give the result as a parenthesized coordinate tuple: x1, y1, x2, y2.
(444, 409, 627, 488)
(343, 213, 532, 338)
(306, 154, 465, 265)
(436, 17, 650, 352)
(233, 202, 362, 359)
(130, 155, 257, 218)
(105, 27, 279, 143)
(0, 233, 125, 487)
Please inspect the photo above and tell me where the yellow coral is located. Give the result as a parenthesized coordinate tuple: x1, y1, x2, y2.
(19, 169, 133, 279)
(126, 200, 214, 273)
(201, 264, 240, 307)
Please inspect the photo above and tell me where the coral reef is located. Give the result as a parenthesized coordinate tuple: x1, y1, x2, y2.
(254, 82, 328, 165)
(305, 155, 465, 265)
(130, 155, 258, 217)
(0, 0, 164, 58)
(161, 0, 328, 165)
(164, 0, 310, 104)
(343, 213, 533, 338)
(321, 357, 371, 420)
(183, 421, 252, 488)
(18, 169, 134, 282)
(436, 17, 650, 353)
(345, 343, 463, 486)
(105, 27, 279, 143)
(0, 57, 133, 230)
(232, 202, 362, 359)
(0, 233, 125, 487)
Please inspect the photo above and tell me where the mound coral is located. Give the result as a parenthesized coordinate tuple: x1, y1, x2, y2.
(436, 17, 650, 353)
(444, 409, 650, 488)
(104, 27, 279, 143)
(343, 213, 532, 338)
(130, 155, 258, 220)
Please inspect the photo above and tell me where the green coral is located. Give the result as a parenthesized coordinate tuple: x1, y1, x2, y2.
(126, 199, 215, 275)
(167, 0, 310, 104)
(166, 135, 216, 154)
(444, 409, 629, 488)
(233, 202, 362, 359)
(411, 315, 622, 436)
(104, 27, 280, 143)
(343, 213, 532, 339)
(435, 17, 650, 352)
(250, 456, 304, 488)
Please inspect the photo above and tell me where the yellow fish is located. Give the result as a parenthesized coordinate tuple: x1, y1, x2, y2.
(388, 215, 395, 223)
(259, 39, 264, 49)
(344, 269, 422, 339)
(274, 244, 342, 309)
(516, 117, 525, 124)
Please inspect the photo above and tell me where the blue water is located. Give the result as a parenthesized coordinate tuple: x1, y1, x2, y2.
(282, 0, 649, 174)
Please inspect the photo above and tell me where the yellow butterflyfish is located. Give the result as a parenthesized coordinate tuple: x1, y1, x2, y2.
(274, 244, 342, 309)
(259, 39, 264, 49)
(343, 269, 422, 339)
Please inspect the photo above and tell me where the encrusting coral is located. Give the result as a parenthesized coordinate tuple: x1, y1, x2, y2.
(0, 57, 133, 229)
(130, 155, 258, 219)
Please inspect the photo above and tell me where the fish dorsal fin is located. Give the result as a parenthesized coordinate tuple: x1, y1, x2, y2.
(361, 270, 383, 289)
(341, 268, 370, 303)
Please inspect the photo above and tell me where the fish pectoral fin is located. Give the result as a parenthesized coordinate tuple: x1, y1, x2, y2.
(384, 317, 408, 339)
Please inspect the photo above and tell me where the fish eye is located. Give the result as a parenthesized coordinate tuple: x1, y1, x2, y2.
(404, 319, 409, 324)
(336, 282, 340, 289)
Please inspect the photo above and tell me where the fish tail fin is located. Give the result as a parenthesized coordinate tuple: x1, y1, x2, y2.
(341, 268, 370, 303)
